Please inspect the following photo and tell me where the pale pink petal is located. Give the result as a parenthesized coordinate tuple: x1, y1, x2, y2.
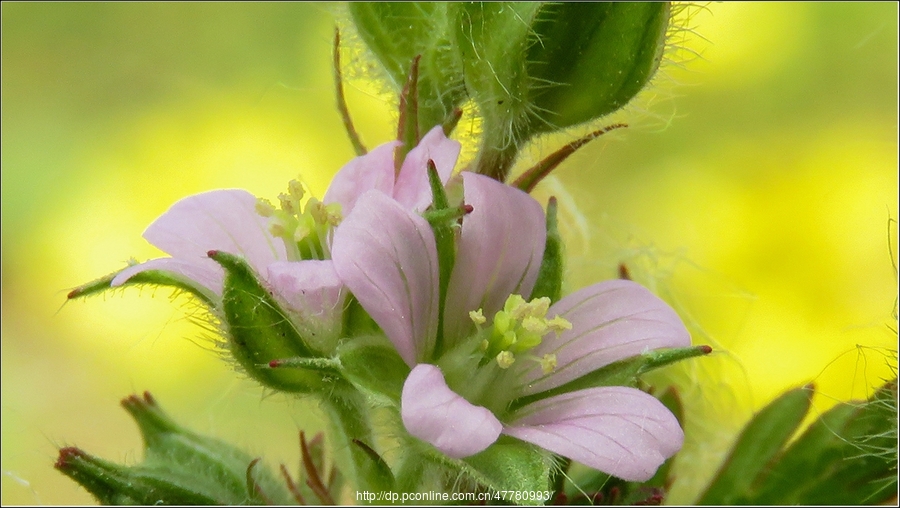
(401, 364, 503, 458)
(331, 191, 439, 366)
(111, 257, 222, 296)
(323, 141, 401, 214)
(443, 173, 546, 343)
(267, 260, 346, 352)
(520, 280, 691, 395)
(393, 126, 461, 212)
(142, 189, 285, 276)
(503, 386, 683, 482)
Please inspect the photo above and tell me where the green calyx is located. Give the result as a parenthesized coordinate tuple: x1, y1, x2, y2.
(209, 250, 339, 393)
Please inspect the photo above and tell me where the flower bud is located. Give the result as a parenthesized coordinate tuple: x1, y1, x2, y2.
(455, 2, 670, 179)
(55, 392, 294, 505)
(348, 2, 468, 135)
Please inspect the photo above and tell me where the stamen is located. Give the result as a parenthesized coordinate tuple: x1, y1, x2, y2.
(288, 179, 305, 201)
(547, 315, 572, 334)
(540, 354, 557, 374)
(478, 294, 573, 366)
(496, 351, 516, 369)
(255, 198, 276, 217)
(278, 192, 298, 214)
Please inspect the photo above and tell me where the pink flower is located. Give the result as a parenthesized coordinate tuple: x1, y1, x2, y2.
(109, 126, 461, 350)
(332, 172, 690, 482)
(110, 189, 345, 350)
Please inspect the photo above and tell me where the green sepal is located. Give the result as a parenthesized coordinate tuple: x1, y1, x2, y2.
(510, 345, 710, 412)
(336, 338, 410, 405)
(512, 124, 627, 194)
(425, 161, 458, 357)
(395, 55, 421, 167)
(56, 392, 294, 505)
(529, 196, 563, 303)
(209, 250, 336, 393)
(348, 2, 467, 133)
(462, 438, 554, 505)
(350, 439, 396, 495)
(67, 263, 217, 309)
(697, 385, 814, 504)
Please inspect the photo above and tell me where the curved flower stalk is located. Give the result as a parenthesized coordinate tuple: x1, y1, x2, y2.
(332, 172, 691, 482)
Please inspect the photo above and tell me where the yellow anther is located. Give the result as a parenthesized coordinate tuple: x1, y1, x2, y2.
(324, 203, 343, 226)
(255, 198, 276, 217)
(288, 179, 305, 201)
(308, 198, 330, 224)
(547, 315, 573, 334)
(278, 192, 298, 214)
(525, 297, 551, 318)
(504, 294, 529, 319)
(469, 309, 486, 325)
(540, 354, 557, 374)
(496, 351, 516, 369)
(521, 316, 549, 335)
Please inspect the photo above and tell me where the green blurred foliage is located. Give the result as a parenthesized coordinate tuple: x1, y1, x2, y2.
(1, 3, 897, 505)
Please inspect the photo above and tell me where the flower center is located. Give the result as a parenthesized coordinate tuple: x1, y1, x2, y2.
(472, 294, 571, 374)
(256, 178, 342, 261)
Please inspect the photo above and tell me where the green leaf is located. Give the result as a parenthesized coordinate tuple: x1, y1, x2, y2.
(747, 379, 898, 505)
(56, 392, 294, 505)
(697, 385, 814, 504)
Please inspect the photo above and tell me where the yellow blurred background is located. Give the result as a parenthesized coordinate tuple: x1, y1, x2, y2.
(2, 3, 896, 505)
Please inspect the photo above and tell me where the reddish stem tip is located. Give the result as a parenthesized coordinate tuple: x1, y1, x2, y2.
(698, 345, 713, 354)
(462, 204, 474, 214)
(207, 249, 218, 258)
(55, 447, 85, 469)
(269, 360, 281, 368)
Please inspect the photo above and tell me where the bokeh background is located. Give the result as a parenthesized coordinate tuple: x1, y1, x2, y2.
(2, 3, 896, 505)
